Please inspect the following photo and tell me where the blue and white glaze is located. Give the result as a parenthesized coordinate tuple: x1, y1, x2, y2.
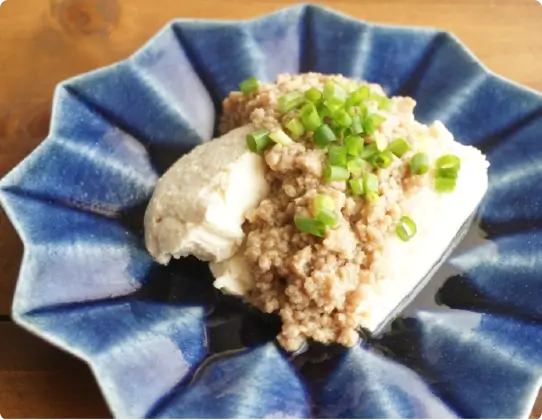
(1, 4, 542, 419)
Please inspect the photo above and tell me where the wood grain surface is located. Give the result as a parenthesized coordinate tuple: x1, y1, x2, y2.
(0, 0, 541, 418)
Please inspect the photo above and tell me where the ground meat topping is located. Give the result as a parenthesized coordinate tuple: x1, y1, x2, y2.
(220, 73, 431, 351)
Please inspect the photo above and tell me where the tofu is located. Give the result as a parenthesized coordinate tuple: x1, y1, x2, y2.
(357, 121, 489, 331)
(210, 245, 253, 296)
(144, 124, 269, 265)
(209, 121, 489, 332)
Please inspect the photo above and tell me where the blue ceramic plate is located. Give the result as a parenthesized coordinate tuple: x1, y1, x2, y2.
(2, 5, 542, 418)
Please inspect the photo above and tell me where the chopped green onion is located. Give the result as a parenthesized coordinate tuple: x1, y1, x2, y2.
(372, 94, 392, 111)
(278, 91, 305, 114)
(363, 172, 379, 196)
(294, 216, 326, 237)
(363, 114, 386, 135)
(350, 115, 364, 134)
(328, 145, 348, 167)
(349, 80, 361, 92)
(269, 129, 294, 146)
(435, 154, 461, 168)
(246, 129, 270, 153)
(410, 153, 429, 175)
(435, 177, 457, 193)
(349, 178, 364, 195)
(335, 109, 353, 128)
(396, 216, 417, 241)
(388, 138, 411, 158)
(324, 165, 350, 181)
(285, 118, 305, 140)
(323, 100, 343, 113)
(316, 210, 339, 229)
(372, 150, 394, 169)
(342, 127, 353, 139)
(318, 104, 334, 122)
(330, 120, 348, 140)
(314, 194, 335, 213)
(239, 77, 259, 95)
(314, 124, 337, 147)
(345, 94, 360, 108)
(300, 103, 322, 131)
(350, 86, 371, 104)
(374, 133, 388, 152)
(358, 103, 369, 119)
(345, 106, 357, 117)
(378, 97, 393, 112)
(435, 154, 461, 179)
(380, 98, 393, 111)
(345, 135, 364, 156)
(347, 158, 367, 175)
(313, 195, 339, 228)
(360, 143, 379, 160)
(323, 80, 348, 106)
(305, 88, 323, 104)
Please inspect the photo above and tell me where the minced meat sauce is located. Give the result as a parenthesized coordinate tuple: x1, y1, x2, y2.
(220, 73, 429, 351)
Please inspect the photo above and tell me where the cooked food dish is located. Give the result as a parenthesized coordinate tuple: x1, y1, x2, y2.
(145, 73, 489, 351)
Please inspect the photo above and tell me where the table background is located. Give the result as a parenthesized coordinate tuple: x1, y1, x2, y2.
(0, 0, 541, 417)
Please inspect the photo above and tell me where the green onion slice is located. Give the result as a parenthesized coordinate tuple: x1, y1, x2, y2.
(345, 94, 360, 108)
(360, 143, 379, 160)
(363, 114, 387, 135)
(345, 135, 364, 156)
(347, 157, 367, 175)
(294, 216, 327, 237)
(324, 164, 350, 181)
(380, 97, 393, 111)
(350, 86, 371, 104)
(374, 133, 388, 152)
(396, 216, 417, 241)
(269, 129, 294, 146)
(335, 109, 353, 128)
(285, 117, 305, 140)
(358, 103, 369, 119)
(314, 124, 337, 147)
(316, 210, 339, 229)
(388, 138, 411, 158)
(246, 129, 270, 153)
(239, 77, 259, 95)
(305, 88, 323, 104)
(435, 154, 461, 179)
(323, 80, 348, 106)
(314, 194, 335, 213)
(317, 104, 334, 123)
(330, 121, 347, 140)
(372, 150, 394, 169)
(349, 178, 365, 196)
(313, 195, 339, 229)
(300, 103, 322, 131)
(363, 172, 379, 196)
(435, 177, 457, 193)
(323, 100, 343, 113)
(371, 94, 392, 111)
(278, 91, 305, 114)
(345, 106, 358, 117)
(344, 80, 359, 92)
(328, 145, 348, 167)
(410, 153, 429, 175)
(350, 115, 364, 135)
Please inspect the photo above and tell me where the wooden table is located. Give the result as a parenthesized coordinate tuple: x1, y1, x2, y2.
(0, 0, 541, 417)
